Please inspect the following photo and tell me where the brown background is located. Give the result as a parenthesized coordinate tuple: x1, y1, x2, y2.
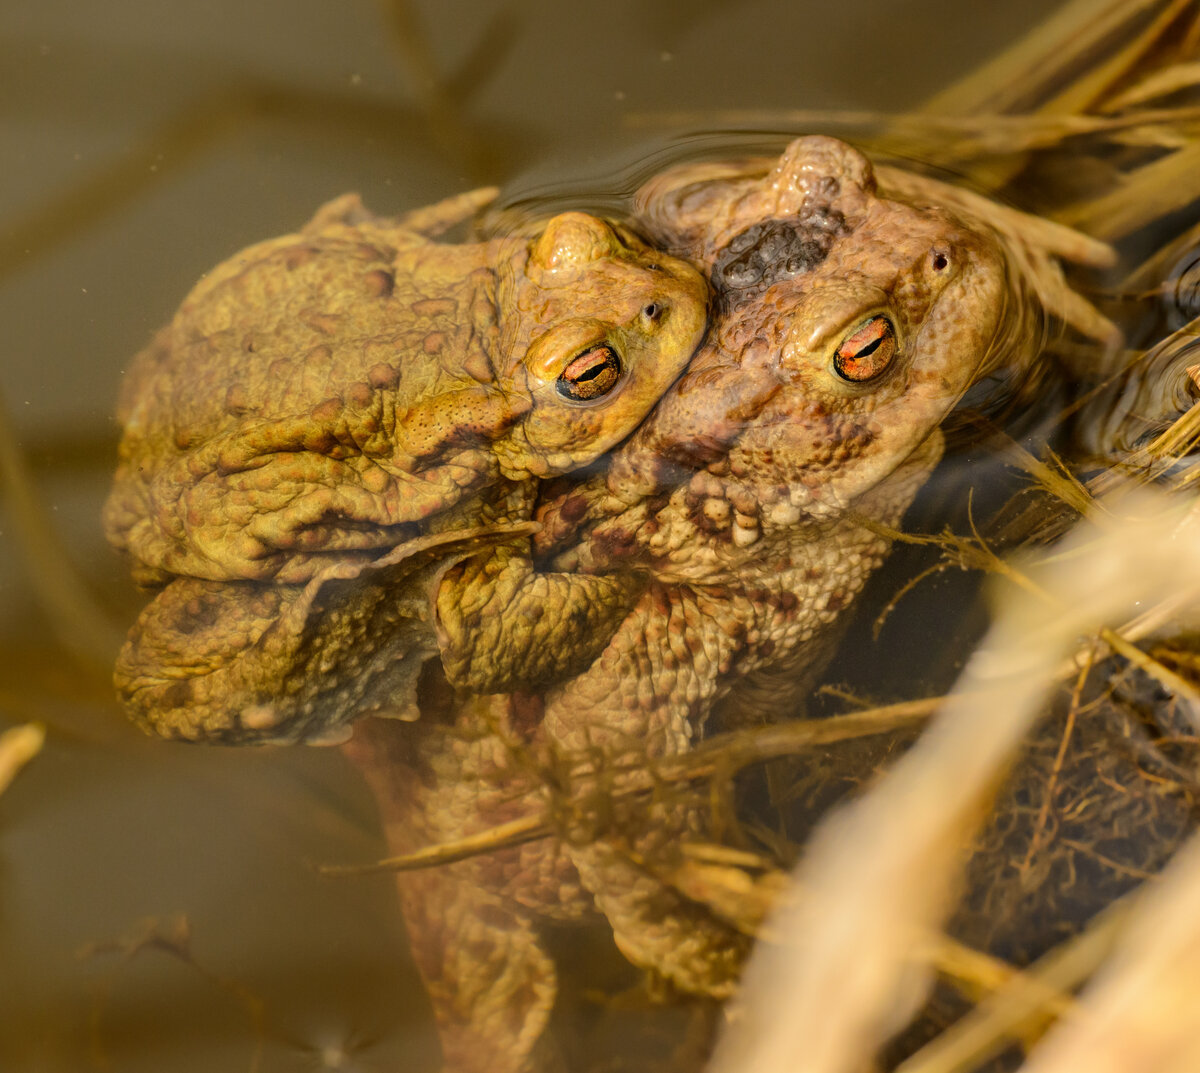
(0, 2, 1058, 1070)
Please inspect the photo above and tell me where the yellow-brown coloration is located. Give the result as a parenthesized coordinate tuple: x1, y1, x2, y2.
(834, 315, 897, 382)
(344, 137, 1027, 1072)
(104, 191, 708, 742)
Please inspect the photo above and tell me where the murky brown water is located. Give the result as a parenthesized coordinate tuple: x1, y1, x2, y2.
(0, 2, 1133, 1070)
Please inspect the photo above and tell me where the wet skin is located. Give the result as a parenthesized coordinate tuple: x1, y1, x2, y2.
(343, 136, 1015, 1072)
(104, 193, 708, 743)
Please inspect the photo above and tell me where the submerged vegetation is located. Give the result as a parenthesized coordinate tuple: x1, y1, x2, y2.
(3, 0, 1200, 1070)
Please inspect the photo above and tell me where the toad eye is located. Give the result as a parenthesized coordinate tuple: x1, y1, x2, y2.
(833, 315, 897, 383)
(557, 343, 622, 401)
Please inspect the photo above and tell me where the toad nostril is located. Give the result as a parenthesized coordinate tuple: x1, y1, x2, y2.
(643, 302, 661, 320)
(932, 251, 949, 271)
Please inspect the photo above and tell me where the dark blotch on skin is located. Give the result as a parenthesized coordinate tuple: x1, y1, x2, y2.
(508, 691, 545, 740)
(163, 680, 193, 708)
(711, 210, 847, 299)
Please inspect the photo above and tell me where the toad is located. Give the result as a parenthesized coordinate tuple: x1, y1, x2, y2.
(106, 136, 1092, 1072)
(104, 191, 708, 742)
(343, 137, 1034, 1071)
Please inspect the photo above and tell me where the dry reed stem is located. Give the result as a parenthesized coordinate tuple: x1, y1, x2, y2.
(1015, 831, 1200, 1072)
(1035, 0, 1200, 117)
(0, 722, 45, 796)
(1102, 60, 1200, 110)
(919, 0, 1184, 116)
(706, 490, 1200, 1073)
(648, 849, 1070, 1022)
(895, 896, 1133, 1073)
(1057, 139, 1200, 241)
(320, 699, 941, 876)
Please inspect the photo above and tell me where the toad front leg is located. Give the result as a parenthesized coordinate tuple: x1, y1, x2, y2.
(434, 544, 644, 694)
(113, 526, 534, 743)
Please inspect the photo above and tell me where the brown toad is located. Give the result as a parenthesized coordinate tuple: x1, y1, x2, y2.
(531, 134, 1023, 991)
(104, 191, 708, 742)
(343, 137, 1030, 1071)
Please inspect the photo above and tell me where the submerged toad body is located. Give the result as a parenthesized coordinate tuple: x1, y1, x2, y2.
(345, 138, 1023, 1071)
(104, 193, 708, 741)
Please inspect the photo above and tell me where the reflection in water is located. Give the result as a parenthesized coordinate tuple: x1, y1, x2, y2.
(1082, 315, 1200, 460)
(1166, 247, 1200, 329)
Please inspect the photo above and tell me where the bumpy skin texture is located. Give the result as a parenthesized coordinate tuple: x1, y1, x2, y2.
(345, 137, 1014, 1072)
(344, 696, 591, 1073)
(104, 193, 708, 742)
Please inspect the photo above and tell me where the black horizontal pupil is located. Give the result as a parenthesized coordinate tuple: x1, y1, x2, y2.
(557, 344, 621, 400)
(851, 334, 882, 359)
(575, 362, 608, 383)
